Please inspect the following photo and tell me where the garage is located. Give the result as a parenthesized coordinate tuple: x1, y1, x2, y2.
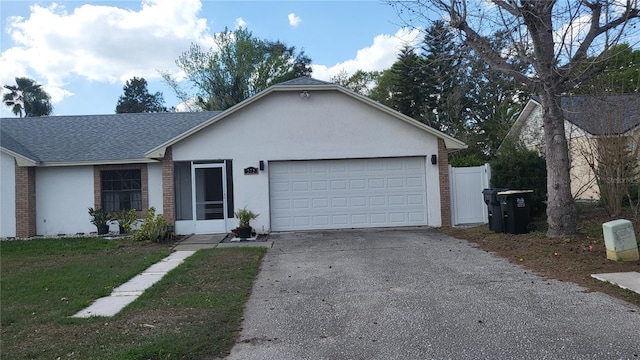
(269, 157, 427, 231)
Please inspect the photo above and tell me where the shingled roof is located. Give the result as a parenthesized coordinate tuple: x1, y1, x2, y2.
(0, 111, 220, 165)
(559, 95, 640, 135)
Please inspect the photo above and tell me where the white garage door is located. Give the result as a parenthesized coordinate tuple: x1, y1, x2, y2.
(269, 157, 427, 231)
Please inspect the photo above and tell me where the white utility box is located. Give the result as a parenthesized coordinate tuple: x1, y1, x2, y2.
(602, 219, 639, 261)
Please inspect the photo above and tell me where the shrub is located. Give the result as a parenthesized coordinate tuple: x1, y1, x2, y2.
(490, 140, 547, 216)
(112, 208, 138, 233)
(133, 207, 168, 243)
(449, 153, 486, 167)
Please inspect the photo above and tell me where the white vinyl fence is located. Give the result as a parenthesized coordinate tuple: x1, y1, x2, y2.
(449, 164, 491, 225)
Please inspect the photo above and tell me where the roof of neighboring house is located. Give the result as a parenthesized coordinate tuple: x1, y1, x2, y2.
(0, 111, 220, 165)
(559, 95, 640, 135)
(277, 77, 332, 86)
(517, 95, 640, 137)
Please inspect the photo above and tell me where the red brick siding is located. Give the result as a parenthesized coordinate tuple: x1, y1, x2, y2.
(15, 163, 36, 238)
(161, 147, 175, 225)
(438, 138, 452, 227)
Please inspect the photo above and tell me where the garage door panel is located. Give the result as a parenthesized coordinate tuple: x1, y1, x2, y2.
(313, 216, 330, 226)
(351, 214, 368, 224)
(408, 194, 425, 205)
(331, 180, 347, 190)
(389, 212, 407, 223)
(407, 177, 424, 188)
(370, 213, 387, 224)
(332, 214, 349, 225)
(350, 196, 367, 207)
(269, 158, 427, 231)
(312, 198, 329, 208)
(311, 181, 328, 191)
(409, 212, 426, 222)
(370, 196, 386, 206)
(349, 179, 366, 190)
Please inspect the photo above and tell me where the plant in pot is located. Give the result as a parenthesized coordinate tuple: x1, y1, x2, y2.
(112, 208, 138, 234)
(234, 207, 259, 239)
(88, 207, 110, 235)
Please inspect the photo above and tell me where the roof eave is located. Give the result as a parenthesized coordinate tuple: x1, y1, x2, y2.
(28, 158, 158, 167)
(0, 147, 38, 166)
(503, 98, 541, 141)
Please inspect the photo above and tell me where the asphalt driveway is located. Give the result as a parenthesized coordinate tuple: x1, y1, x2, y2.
(225, 228, 639, 360)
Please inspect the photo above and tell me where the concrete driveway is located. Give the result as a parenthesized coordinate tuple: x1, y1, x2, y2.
(225, 228, 639, 360)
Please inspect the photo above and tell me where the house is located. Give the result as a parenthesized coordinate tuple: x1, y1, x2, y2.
(0, 77, 466, 238)
(506, 95, 640, 200)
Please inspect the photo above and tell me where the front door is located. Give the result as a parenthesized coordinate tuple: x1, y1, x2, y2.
(192, 164, 227, 234)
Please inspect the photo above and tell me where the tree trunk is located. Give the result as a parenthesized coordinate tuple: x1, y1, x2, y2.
(539, 91, 577, 237)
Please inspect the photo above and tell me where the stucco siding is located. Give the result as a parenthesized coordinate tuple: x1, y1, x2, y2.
(36, 166, 95, 236)
(1, 152, 16, 237)
(173, 90, 442, 231)
(147, 162, 163, 215)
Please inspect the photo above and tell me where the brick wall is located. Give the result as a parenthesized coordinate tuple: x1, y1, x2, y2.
(15, 163, 36, 238)
(438, 138, 452, 227)
(93, 164, 148, 216)
(161, 147, 175, 225)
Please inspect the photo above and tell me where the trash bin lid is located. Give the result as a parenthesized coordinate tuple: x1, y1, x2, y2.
(496, 190, 534, 195)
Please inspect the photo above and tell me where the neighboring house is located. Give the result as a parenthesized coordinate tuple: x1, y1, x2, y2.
(506, 95, 640, 200)
(0, 77, 466, 238)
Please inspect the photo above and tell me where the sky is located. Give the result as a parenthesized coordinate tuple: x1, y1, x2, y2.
(0, 0, 424, 117)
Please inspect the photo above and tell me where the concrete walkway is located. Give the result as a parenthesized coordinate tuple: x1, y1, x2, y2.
(72, 250, 196, 318)
(592, 271, 640, 294)
(73, 233, 271, 318)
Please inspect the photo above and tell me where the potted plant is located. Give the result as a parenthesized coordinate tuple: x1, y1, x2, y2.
(88, 207, 110, 235)
(234, 207, 259, 239)
(112, 208, 138, 234)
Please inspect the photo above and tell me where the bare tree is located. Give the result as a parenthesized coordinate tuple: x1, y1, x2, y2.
(389, 0, 639, 237)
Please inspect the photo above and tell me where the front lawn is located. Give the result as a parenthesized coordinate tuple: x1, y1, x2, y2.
(0, 237, 265, 359)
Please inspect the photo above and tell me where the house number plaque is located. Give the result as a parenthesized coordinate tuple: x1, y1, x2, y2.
(244, 166, 259, 175)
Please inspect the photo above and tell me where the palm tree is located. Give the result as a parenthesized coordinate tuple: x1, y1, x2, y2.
(3, 77, 53, 117)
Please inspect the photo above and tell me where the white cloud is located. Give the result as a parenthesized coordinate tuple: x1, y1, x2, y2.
(288, 13, 302, 27)
(0, 0, 213, 105)
(235, 17, 247, 28)
(311, 27, 422, 81)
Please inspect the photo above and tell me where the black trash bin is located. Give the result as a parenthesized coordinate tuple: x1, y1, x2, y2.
(482, 188, 508, 233)
(496, 190, 533, 234)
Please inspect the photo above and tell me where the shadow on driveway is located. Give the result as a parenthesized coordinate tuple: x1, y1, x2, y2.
(226, 228, 639, 360)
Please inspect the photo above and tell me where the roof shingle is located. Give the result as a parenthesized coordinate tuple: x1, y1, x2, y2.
(0, 111, 220, 164)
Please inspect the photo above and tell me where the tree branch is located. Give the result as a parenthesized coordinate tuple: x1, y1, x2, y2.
(559, 1, 640, 84)
(453, 18, 534, 87)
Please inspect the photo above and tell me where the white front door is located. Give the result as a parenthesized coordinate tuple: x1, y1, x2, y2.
(192, 164, 227, 234)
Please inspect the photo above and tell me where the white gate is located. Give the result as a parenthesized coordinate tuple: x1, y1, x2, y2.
(449, 164, 491, 225)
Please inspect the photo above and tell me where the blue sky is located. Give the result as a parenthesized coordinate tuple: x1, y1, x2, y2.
(0, 0, 423, 116)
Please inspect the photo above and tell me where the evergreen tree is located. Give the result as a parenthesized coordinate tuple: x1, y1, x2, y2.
(421, 21, 468, 136)
(386, 46, 427, 121)
(115, 77, 167, 113)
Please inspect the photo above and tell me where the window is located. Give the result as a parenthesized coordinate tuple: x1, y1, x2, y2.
(101, 170, 142, 212)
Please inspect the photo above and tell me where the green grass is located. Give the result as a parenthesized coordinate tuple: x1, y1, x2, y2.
(1, 237, 266, 359)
